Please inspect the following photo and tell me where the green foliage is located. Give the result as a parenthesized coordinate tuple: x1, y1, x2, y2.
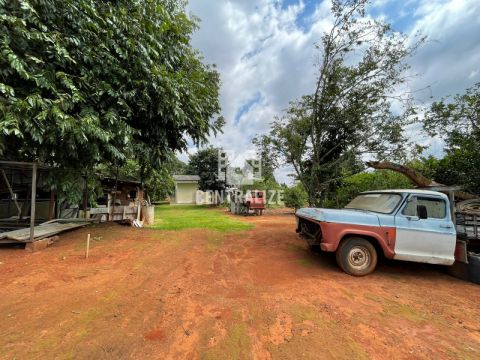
(424, 82, 479, 142)
(261, 0, 424, 206)
(252, 135, 278, 183)
(98, 153, 187, 202)
(323, 170, 413, 208)
(407, 156, 440, 182)
(151, 205, 253, 232)
(283, 184, 308, 210)
(0, 0, 222, 169)
(411, 151, 480, 197)
(435, 145, 480, 196)
(145, 168, 175, 202)
(187, 146, 225, 191)
(423, 83, 480, 195)
(43, 168, 102, 207)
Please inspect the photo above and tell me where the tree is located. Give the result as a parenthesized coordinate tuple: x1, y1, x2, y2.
(424, 83, 480, 143)
(366, 161, 441, 187)
(187, 146, 225, 191)
(0, 0, 223, 170)
(322, 170, 413, 208)
(101, 153, 187, 203)
(423, 83, 480, 195)
(283, 184, 308, 211)
(252, 135, 278, 183)
(260, 0, 424, 206)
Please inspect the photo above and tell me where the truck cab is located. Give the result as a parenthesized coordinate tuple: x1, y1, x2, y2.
(296, 190, 457, 276)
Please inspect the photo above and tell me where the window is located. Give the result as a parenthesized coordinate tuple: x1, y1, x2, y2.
(402, 196, 446, 219)
(345, 193, 401, 214)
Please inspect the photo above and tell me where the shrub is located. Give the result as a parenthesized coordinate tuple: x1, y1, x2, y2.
(283, 184, 308, 211)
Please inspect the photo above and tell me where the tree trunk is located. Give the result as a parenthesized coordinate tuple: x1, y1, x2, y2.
(366, 161, 440, 187)
(366, 161, 478, 201)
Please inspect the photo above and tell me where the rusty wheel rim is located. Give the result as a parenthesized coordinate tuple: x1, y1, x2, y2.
(348, 246, 370, 270)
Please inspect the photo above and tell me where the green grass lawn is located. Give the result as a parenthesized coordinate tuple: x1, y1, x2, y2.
(150, 205, 253, 232)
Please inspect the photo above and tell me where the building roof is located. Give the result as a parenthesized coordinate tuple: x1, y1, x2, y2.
(173, 175, 200, 182)
(99, 176, 142, 187)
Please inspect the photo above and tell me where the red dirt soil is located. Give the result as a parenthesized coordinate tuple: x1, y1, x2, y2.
(1, 208, 479, 359)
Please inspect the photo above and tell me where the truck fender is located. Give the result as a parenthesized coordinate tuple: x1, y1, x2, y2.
(335, 228, 395, 259)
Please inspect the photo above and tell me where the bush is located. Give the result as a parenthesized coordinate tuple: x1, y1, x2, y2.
(322, 170, 413, 208)
(283, 184, 308, 211)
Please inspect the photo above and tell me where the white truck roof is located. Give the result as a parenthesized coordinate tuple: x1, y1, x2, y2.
(362, 189, 449, 199)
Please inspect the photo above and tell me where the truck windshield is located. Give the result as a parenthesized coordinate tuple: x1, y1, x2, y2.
(345, 193, 401, 214)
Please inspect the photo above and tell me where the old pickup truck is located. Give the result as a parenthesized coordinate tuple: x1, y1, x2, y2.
(296, 189, 480, 279)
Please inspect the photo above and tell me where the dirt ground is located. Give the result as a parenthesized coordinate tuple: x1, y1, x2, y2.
(1, 208, 480, 360)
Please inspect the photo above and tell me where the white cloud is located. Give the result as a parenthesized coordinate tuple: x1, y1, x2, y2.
(185, 0, 480, 184)
(187, 0, 332, 183)
(469, 69, 479, 79)
(408, 0, 480, 100)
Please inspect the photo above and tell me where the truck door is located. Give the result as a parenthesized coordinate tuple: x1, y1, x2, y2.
(394, 195, 456, 265)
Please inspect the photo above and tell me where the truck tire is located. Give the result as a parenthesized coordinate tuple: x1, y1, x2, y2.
(468, 254, 480, 285)
(336, 237, 377, 276)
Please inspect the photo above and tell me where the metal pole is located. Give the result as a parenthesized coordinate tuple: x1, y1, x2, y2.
(29, 163, 37, 242)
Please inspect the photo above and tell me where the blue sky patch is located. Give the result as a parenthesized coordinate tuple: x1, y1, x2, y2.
(235, 92, 262, 124)
(282, 0, 320, 31)
(282, 0, 418, 33)
(369, 1, 419, 32)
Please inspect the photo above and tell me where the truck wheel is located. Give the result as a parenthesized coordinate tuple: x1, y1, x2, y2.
(336, 237, 377, 276)
(468, 254, 480, 284)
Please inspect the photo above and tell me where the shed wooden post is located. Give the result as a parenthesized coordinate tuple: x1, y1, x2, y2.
(1, 169, 21, 216)
(48, 188, 55, 221)
(29, 162, 37, 242)
(111, 166, 119, 221)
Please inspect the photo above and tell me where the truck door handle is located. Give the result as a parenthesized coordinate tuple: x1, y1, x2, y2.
(440, 225, 453, 229)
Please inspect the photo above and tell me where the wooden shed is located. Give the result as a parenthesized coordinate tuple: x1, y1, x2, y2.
(88, 177, 145, 222)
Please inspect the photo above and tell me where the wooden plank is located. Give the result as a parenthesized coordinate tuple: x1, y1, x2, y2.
(40, 218, 96, 225)
(3, 222, 88, 242)
(0, 161, 37, 166)
(90, 207, 109, 214)
(0, 238, 18, 244)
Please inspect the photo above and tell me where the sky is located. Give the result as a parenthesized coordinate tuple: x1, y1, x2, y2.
(184, 0, 480, 184)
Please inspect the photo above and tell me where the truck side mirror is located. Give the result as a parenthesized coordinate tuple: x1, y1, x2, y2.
(417, 205, 428, 219)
